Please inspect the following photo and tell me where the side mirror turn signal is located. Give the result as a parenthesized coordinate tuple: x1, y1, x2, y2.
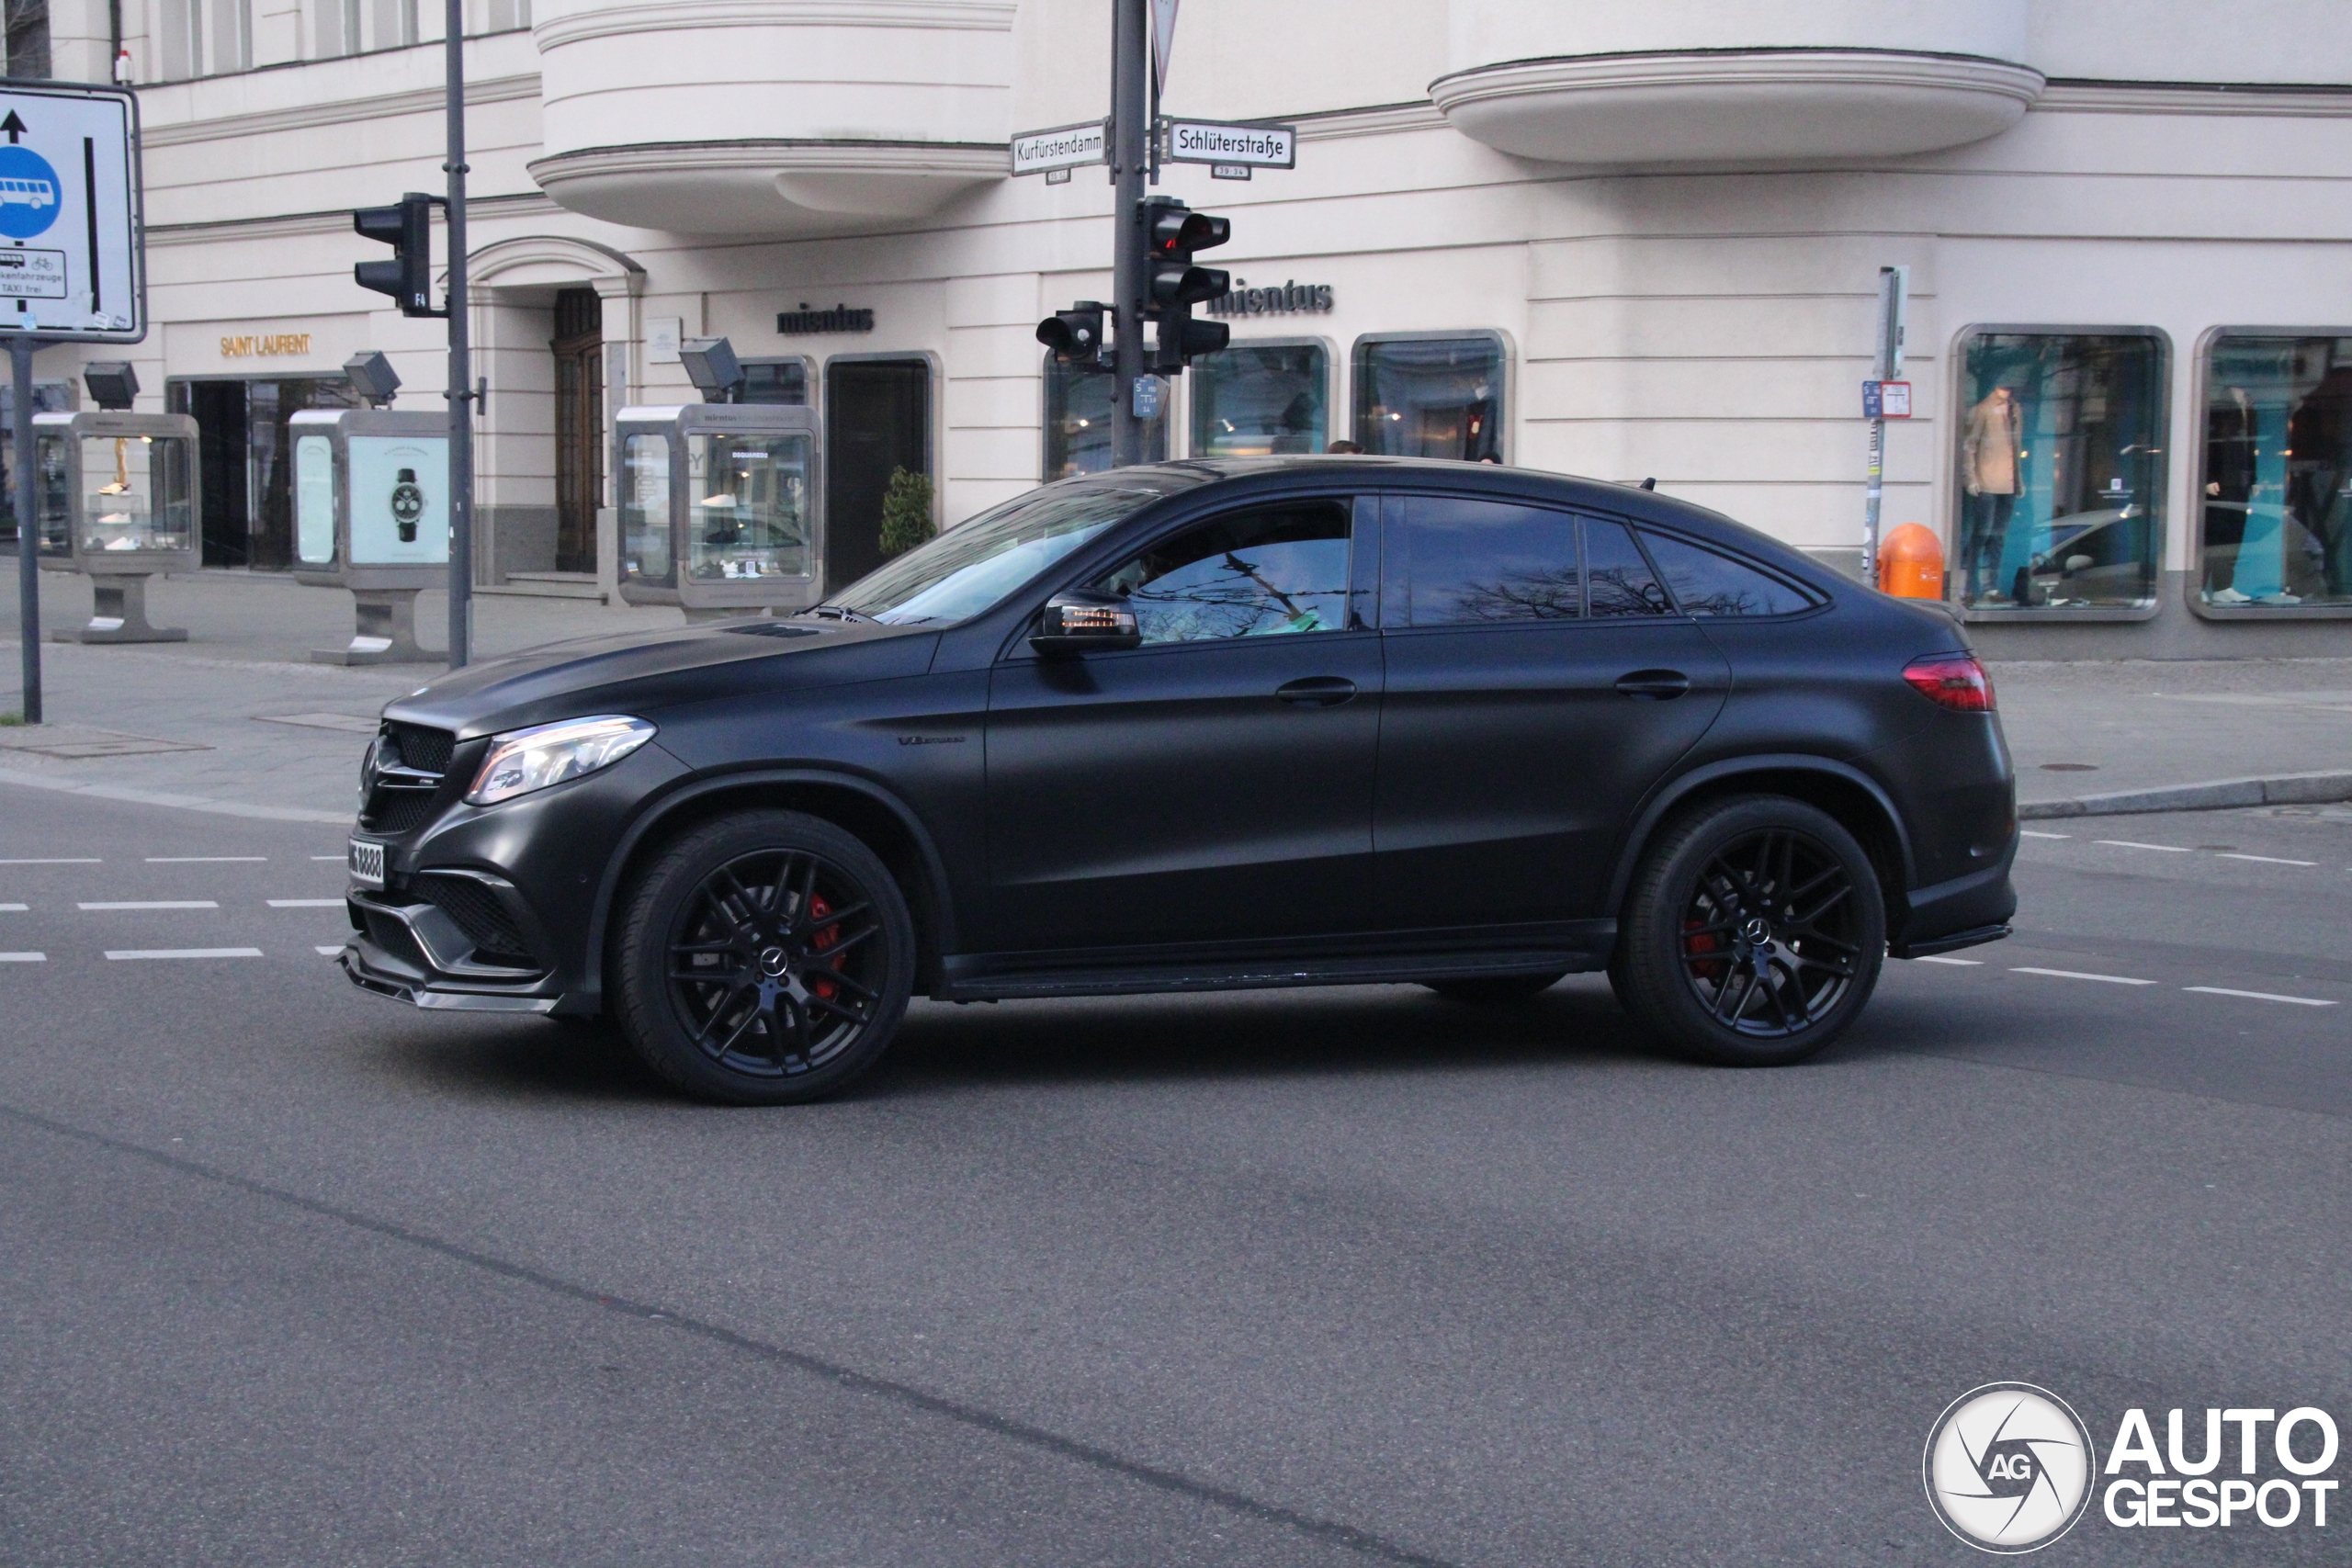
(1031, 589, 1141, 655)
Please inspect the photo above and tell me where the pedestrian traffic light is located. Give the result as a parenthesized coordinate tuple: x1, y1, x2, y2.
(1142, 197, 1231, 372)
(353, 193, 442, 318)
(1036, 300, 1111, 371)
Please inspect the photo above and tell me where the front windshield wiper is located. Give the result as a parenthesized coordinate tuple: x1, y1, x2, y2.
(794, 604, 868, 624)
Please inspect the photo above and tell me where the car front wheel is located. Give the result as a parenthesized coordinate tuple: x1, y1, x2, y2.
(614, 809, 915, 1104)
(1615, 795, 1884, 1066)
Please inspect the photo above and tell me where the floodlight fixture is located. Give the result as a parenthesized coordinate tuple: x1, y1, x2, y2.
(344, 351, 401, 407)
(84, 362, 139, 410)
(679, 337, 745, 403)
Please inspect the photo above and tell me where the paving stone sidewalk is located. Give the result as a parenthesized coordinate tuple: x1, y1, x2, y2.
(3, 561, 2349, 823)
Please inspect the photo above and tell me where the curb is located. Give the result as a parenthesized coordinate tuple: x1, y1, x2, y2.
(2019, 770, 2352, 820)
(0, 764, 354, 826)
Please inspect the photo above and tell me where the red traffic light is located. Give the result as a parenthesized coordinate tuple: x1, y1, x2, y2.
(1148, 208, 1229, 256)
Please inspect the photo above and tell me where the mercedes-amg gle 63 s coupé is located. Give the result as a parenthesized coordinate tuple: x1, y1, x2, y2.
(339, 457, 2016, 1103)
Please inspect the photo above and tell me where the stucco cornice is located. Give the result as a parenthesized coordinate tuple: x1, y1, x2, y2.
(532, 0, 1013, 51)
(141, 73, 540, 147)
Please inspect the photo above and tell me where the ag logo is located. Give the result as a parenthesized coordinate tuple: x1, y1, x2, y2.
(390, 466, 424, 543)
(1924, 1382, 2097, 1553)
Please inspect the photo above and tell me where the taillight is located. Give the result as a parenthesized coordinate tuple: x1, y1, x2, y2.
(1904, 653, 1996, 712)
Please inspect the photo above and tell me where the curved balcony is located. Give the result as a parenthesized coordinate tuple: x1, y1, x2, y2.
(527, 0, 1013, 235)
(1431, 0, 2043, 165)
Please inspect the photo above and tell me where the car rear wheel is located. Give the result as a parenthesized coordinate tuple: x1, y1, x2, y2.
(614, 810, 914, 1105)
(1423, 971, 1567, 1003)
(1615, 795, 1883, 1066)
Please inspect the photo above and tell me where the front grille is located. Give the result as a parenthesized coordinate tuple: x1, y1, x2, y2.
(415, 874, 535, 965)
(359, 721, 457, 835)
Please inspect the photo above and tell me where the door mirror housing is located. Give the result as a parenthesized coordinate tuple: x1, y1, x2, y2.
(1032, 589, 1141, 655)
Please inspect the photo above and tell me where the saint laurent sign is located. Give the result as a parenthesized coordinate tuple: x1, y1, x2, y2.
(220, 332, 313, 358)
(776, 302, 876, 334)
(1206, 278, 1332, 319)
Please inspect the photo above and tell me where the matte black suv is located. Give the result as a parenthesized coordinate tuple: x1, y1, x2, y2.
(340, 457, 2016, 1102)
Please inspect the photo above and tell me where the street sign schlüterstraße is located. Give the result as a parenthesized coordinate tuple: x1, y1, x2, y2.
(0, 83, 142, 342)
(1161, 119, 1295, 169)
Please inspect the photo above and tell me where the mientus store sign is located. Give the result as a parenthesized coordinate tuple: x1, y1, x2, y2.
(776, 302, 875, 335)
(1206, 278, 1332, 319)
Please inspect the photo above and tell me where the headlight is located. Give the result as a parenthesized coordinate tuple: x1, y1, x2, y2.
(465, 716, 657, 807)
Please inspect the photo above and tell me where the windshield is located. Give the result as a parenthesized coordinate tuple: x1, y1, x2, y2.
(827, 469, 1208, 626)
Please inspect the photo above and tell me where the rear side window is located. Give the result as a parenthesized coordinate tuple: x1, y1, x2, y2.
(1391, 494, 1581, 625)
(1583, 518, 1671, 618)
(1638, 529, 1817, 616)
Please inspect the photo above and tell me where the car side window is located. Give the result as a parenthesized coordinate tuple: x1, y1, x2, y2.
(1392, 494, 1582, 625)
(1094, 500, 1353, 644)
(1582, 518, 1672, 617)
(1638, 529, 1818, 616)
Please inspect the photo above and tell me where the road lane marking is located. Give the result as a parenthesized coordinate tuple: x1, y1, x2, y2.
(0, 951, 44, 962)
(105, 948, 264, 961)
(77, 900, 219, 910)
(0, 857, 98, 864)
(267, 898, 345, 908)
(310, 855, 344, 861)
(2012, 966, 2160, 987)
(2093, 840, 2193, 853)
(315, 944, 344, 955)
(2214, 852, 2319, 867)
(1917, 956, 1984, 965)
(145, 856, 266, 863)
(2020, 830, 2070, 840)
(0, 903, 24, 911)
(2184, 986, 2336, 1008)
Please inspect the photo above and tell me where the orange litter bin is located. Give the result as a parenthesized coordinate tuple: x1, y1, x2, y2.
(1879, 523, 1945, 599)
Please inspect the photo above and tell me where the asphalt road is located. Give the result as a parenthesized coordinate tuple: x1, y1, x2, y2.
(3, 785, 2349, 1566)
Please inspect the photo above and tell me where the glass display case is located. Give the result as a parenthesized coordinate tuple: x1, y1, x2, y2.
(287, 408, 450, 664)
(616, 403, 824, 616)
(28, 411, 199, 644)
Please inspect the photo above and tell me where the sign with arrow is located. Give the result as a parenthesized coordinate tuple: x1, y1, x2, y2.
(0, 84, 142, 342)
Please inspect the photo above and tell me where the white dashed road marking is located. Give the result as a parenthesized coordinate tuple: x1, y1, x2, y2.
(310, 855, 344, 861)
(314, 944, 344, 956)
(0, 952, 44, 962)
(0, 902, 24, 911)
(78, 900, 219, 911)
(1916, 956, 1984, 965)
(2012, 966, 2160, 987)
(145, 856, 267, 863)
(2092, 840, 2193, 853)
(2214, 852, 2319, 867)
(2184, 987, 2337, 1008)
(105, 948, 265, 961)
(268, 899, 345, 908)
(0, 857, 99, 864)
(2020, 830, 2070, 840)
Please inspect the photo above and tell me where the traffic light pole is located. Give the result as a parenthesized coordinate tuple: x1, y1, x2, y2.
(11, 333, 42, 723)
(443, 0, 473, 669)
(1108, 0, 1148, 468)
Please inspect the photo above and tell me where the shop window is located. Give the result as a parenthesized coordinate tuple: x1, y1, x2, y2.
(5, 0, 50, 78)
(1352, 334, 1505, 462)
(1044, 355, 1163, 479)
(1190, 341, 1328, 457)
(736, 358, 810, 405)
(1952, 331, 2166, 614)
(618, 431, 672, 588)
(2199, 333, 2352, 612)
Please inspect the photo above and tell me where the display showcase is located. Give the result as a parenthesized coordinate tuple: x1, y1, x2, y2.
(1352, 334, 1507, 462)
(288, 408, 452, 663)
(1190, 341, 1329, 457)
(616, 402, 825, 617)
(1043, 356, 1166, 479)
(30, 411, 200, 643)
(2198, 333, 2352, 614)
(1951, 330, 2167, 615)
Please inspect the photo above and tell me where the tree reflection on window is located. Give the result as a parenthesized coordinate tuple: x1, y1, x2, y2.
(1098, 502, 1351, 643)
(1446, 564, 1581, 620)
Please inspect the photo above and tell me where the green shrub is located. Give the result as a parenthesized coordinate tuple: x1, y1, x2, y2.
(877, 467, 936, 558)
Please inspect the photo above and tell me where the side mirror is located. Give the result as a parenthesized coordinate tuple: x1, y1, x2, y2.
(1031, 589, 1141, 655)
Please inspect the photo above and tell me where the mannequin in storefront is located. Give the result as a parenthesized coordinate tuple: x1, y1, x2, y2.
(2286, 364, 2352, 603)
(2203, 385, 2257, 600)
(1962, 385, 2023, 602)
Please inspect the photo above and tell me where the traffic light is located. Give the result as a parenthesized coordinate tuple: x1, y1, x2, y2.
(1143, 197, 1231, 373)
(1036, 300, 1110, 371)
(353, 193, 442, 318)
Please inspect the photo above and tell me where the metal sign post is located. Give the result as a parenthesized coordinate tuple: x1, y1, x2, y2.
(444, 0, 474, 670)
(1860, 265, 1907, 587)
(0, 82, 145, 722)
(1108, 0, 1149, 468)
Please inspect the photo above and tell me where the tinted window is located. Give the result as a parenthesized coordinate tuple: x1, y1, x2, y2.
(1396, 495, 1580, 625)
(1097, 501, 1352, 643)
(1638, 530, 1815, 616)
(1584, 518, 1670, 617)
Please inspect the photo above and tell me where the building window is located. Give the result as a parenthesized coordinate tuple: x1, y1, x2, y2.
(156, 0, 251, 77)
(316, 0, 361, 57)
(735, 358, 810, 405)
(1352, 333, 1505, 462)
(2199, 333, 2352, 613)
(1191, 340, 1328, 457)
(4, 0, 49, 77)
(1043, 356, 1164, 479)
(1953, 330, 2166, 614)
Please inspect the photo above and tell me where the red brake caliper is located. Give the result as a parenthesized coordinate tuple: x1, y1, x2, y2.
(807, 894, 840, 1000)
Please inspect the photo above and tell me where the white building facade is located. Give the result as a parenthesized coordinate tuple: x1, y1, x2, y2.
(18, 0, 2352, 654)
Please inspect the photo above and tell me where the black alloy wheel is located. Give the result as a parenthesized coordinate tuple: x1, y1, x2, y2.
(615, 810, 914, 1104)
(1616, 795, 1884, 1066)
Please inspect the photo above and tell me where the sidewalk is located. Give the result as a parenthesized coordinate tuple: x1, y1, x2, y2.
(3, 560, 2349, 824)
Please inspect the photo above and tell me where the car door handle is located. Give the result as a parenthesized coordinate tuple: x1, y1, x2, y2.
(1276, 676, 1359, 707)
(1614, 670, 1691, 700)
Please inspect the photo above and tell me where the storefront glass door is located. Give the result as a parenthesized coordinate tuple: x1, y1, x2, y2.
(824, 357, 929, 595)
(170, 377, 358, 568)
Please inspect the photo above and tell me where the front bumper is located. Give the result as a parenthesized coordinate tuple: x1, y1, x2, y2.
(339, 887, 565, 1013)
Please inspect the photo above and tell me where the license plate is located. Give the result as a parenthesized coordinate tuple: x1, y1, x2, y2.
(348, 838, 386, 888)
